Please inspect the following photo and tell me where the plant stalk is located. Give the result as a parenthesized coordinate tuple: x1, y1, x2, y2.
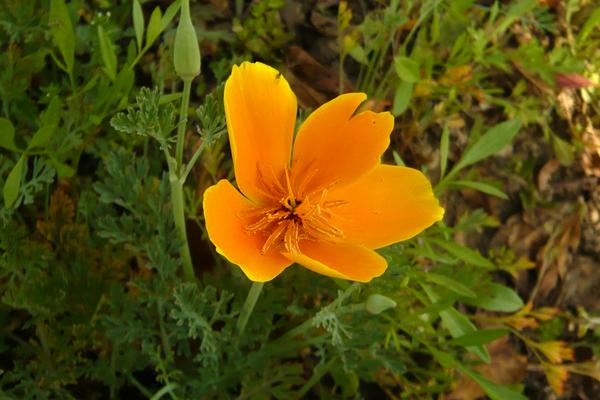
(175, 79, 192, 168)
(168, 79, 195, 281)
(236, 282, 264, 335)
(170, 176, 195, 281)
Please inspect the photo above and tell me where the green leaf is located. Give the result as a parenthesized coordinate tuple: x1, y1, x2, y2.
(49, 157, 75, 178)
(440, 307, 490, 363)
(49, 0, 75, 74)
(146, 7, 163, 48)
(449, 180, 508, 199)
(578, 7, 600, 45)
(494, 0, 536, 37)
(349, 45, 367, 64)
(3, 156, 25, 208)
(440, 124, 449, 178)
(162, 0, 181, 31)
(0, 118, 18, 151)
(133, 0, 145, 51)
(427, 346, 456, 369)
(392, 150, 405, 166)
(392, 81, 413, 116)
(28, 97, 61, 149)
(430, 238, 495, 269)
(97, 26, 117, 81)
(394, 56, 420, 83)
(466, 283, 524, 312)
(453, 119, 521, 174)
(552, 134, 574, 167)
(460, 366, 527, 400)
(449, 328, 509, 346)
(424, 272, 477, 298)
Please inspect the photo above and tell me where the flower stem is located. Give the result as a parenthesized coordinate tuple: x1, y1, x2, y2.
(297, 356, 338, 398)
(236, 282, 264, 335)
(169, 78, 195, 281)
(170, 176, 195, 281)
(175, 79, 192, 169)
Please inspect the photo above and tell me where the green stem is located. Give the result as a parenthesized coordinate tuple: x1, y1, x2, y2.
(170, 176, 195, 281)
(235, 0, 244, 18)
(150, 383, 179, 400)
(157, 300, 172, 358)
(236, 282, 264, 335)
(128, 373, 154, 398)
(268, 284, 362, 348)
(181, 141, 207, 183)
(168, 78, 195, 281)
(176, 79, 192, 169)
(297, 357, 338, 398)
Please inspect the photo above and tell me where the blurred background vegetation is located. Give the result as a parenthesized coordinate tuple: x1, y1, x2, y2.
(0, 0, 599, 398)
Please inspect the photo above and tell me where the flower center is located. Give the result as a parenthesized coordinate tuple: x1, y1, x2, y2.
(243, 167, 346, 255)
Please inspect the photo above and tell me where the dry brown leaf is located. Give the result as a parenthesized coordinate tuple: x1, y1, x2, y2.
(581, 121, 600, 178)
(537, 159, 561, 192)
(285, 45, 354, 108)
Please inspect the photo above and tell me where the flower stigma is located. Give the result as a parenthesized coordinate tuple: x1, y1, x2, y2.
(242, 165, 347, 255)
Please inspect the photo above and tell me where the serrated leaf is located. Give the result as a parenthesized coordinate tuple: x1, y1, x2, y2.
(449, 180, 508, 199)
(0, 118, 18, 151)
(394, 56, 420, 83)
(392, 81, 413, 116)
(97, 25, 117, 81)
(132, 0, 145, 51)
(4, 156, 25, 208)
(453, 120, 521, 173)
(49, 0, 75, 74)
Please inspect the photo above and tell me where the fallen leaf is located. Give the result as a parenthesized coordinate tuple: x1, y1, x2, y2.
(285, 45, 354, 108)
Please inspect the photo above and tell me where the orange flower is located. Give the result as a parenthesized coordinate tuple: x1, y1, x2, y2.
(203, 62, 444, 282)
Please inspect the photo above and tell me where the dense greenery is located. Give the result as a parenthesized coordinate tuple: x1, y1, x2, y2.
(1, 0, 599, 398)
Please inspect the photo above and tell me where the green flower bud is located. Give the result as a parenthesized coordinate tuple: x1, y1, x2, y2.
(174, 0, 201, 81)
(365, 294, 397, 315)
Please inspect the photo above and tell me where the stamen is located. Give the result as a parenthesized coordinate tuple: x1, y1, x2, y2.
(261, 222, 289, 255)
(284, 166, 296, 208)
(255, 165, 281, 200)
(241, 167, 347, 254)
(284, 221, 301, 254)
(293, 163, 319, 199)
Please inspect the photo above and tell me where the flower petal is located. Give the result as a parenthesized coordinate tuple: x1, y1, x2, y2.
(225, 62, 297, 202)
(291, 93, 394, 195)
(329, 164, 444, 249)
(203, 180, 291, 282)
(284, 241, 387, 282)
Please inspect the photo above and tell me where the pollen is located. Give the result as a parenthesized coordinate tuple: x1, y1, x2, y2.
(243, 166, 346, 255)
